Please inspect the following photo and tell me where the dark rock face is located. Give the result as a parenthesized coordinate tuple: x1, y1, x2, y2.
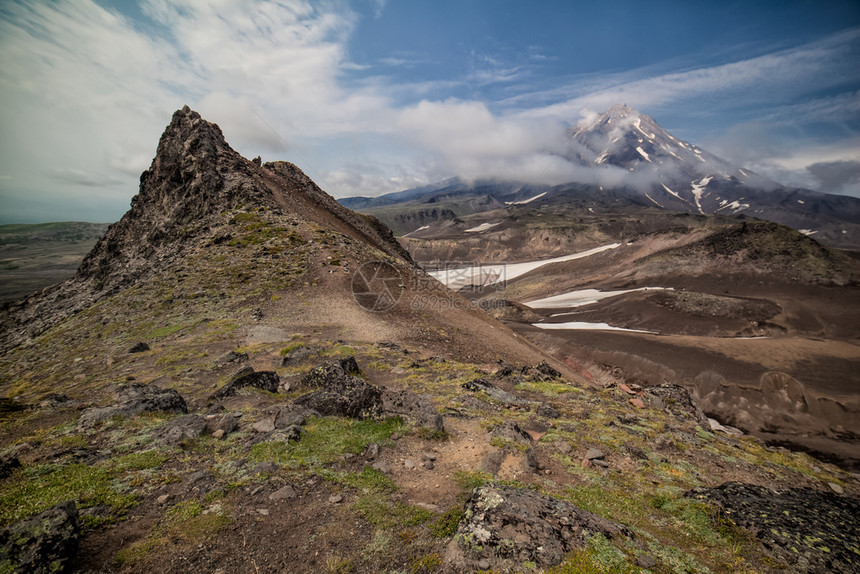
(128, 341, 150, 353)
(211, 370, 280, 399)
(382, 389, 444, 432)
(156, 414, 207, 445)
(294, 359, 382, 419)
(446, 484, 632, 570)
(78, 384, 187, 426)
(687, 482, 860, 574)
(0, 500, 80, 574)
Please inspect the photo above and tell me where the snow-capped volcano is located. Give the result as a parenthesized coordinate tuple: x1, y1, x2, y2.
(566, 104, 777, 215)
(342, 104, 860, 249)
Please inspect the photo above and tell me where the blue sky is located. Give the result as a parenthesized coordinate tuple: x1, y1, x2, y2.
(1, 0, 859, 223)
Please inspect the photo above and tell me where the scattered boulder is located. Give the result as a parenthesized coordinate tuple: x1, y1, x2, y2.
(78, 383, 187, 426)
(206, 413, 239, 436)
(300, 357, 360, 388)
(39, 394, 72, 410)
(687, 482, 860, 574)
(461, 378, 525, 406)
(266, 404, 316, 429)
(294, 359, 382, 419)
(533, 360, 561, 380)
(0, 500, 80, 574)
(156, 414, 207, 445)
(269, 485, 297, 501)
(446, 484, 632, 570)
(276, 345, 319, 367)
(585, 448, 605, 461)
(645, 384, 710, 427)
(0, 456, 21, 479)
(216, 350, 248, 365)
(382, 389, 445, 432)
(211, 369, 280, 399)
(537, 403, 561, 418)
(128, 341, 150, 353)
(491, 421, 533, 445)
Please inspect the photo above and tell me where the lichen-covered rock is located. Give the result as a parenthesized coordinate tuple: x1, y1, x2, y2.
(78, 383, 187, 426)
(211, 369, 280, 399)
(382, 389, 444, 432)
(687, 482, 860, 574)
(294, 358, 381, 419)
(645, 383, 710, 427)
(300, 357, 360, 388)
(0, 500, 79, 573)
(446, 484, 632, 571)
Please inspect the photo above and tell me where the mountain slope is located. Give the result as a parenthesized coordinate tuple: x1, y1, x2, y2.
(1, 107, 859, 574)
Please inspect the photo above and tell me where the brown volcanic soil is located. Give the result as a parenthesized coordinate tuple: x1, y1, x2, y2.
(405, 218, 860, 470)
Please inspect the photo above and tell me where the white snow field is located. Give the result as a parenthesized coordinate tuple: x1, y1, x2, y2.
(428, 243, 622, 290)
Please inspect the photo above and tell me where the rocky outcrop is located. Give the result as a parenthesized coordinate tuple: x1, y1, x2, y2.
(211, 368, 280, 399)
(0, 501, 80, 573)
(78, 383, 187, 426)
(446, 484, 632, 571)
(687, 482, 860, 574)
(294, 358, 382, 419)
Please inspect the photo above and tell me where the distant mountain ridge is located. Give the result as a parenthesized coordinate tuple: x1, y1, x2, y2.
(342, 105, 860, 249)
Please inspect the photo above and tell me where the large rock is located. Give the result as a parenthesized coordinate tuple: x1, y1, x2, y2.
(645, 384, 710, 427)
(687, 482, 860, 574)
(294, 359, 382, 419)
(211, 369, 280, 399)
(461, 378, 526, 406)
(382, 389, 444, 432)
(446, 484, 632, 570)
(300, 357, 360, 388)
(0, 501, 80, 573)
(156, 414, 207, 445)
(78, 383, 187, 426)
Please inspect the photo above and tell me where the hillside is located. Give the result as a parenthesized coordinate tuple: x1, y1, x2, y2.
(0, 108, 858, 574)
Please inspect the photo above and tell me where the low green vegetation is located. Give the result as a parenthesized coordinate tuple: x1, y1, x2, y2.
(250, 416, 406, 468)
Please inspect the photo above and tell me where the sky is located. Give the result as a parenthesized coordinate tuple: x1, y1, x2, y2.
(1, 0, 859, 224)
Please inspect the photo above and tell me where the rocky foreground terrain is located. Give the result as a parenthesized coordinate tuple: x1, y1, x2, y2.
(1, 108, 859, 573)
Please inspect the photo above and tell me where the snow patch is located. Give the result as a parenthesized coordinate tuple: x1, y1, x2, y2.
(799, 229, 818, 236)
(505, 192, 547, 206)
(632, 117, 655, 139)
(645, 193, 662, 207)
(717, 199, 749, 213)
(525, 287, 671, 310)
(464, 222, 501, 233)
(636, 147, 652, 162)
(797, 199, 805, 204)
(661, 184, 685, 202)
(532, 322, 658, 334)
(690, 177, 712, 214)
(429, 244, 622, 290)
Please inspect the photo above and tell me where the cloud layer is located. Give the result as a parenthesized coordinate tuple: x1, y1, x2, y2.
(0, 1, 858, 223)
